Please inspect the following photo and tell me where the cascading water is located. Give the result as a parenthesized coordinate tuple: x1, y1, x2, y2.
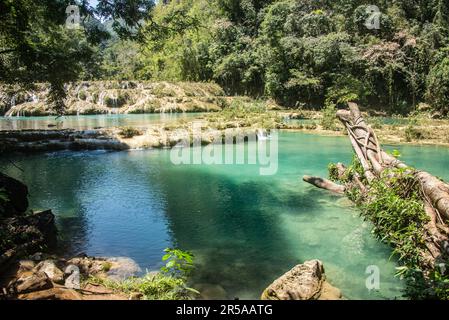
(256, 129, 270, 141)
(98, 91, 107, 107)
(10, 95, 16, 108)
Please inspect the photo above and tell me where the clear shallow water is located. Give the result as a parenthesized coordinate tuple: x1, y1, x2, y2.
(2, 131, 449, 300)
(284, 117, 410, 127)
(0, 113, 202, 131)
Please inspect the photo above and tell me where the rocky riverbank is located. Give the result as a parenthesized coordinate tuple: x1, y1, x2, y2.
(0, 171, 163, 300)
(0, 173, 56, 269)
(281, 111, 449, 147)
(0, 108, 283, 153)
(0, 127, 266, 153)
(1, 254, 143, 300)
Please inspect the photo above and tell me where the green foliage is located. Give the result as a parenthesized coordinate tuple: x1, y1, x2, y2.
(327, 163, 339, 182)
(330, 158, 449, 299)
(391, 149, 402, 158)
(138, 0, 214, 81)
(101, 40, 144, 80)
(87, 248, 198, 300)
(329, 155, 364, 184)
(118, 127, 143, 138)
(102, 261, 113, 272)
(4, 0, 449, 114)
(88, 271, 197, 300)
(425, 54, 449, 116)
(404, 113, 424, 141)
(0, 0, 152, 113)
(206, 100, 282, 129)
(362, 168, 429, 265)
(132, 0, 449, 113)
(405, 126, 424, 142)
(161, 248, 195, 278)
(320, 103, 337, 130)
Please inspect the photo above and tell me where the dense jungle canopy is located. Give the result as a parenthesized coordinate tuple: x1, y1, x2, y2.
(1, 0, 449, 115)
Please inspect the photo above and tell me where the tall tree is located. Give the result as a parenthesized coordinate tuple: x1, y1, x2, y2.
(0, 0, 154, 114)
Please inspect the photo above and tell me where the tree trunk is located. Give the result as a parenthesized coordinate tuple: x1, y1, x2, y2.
(303, 102, 449, 267)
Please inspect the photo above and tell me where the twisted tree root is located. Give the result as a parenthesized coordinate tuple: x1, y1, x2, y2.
(303, 102, 449, 267)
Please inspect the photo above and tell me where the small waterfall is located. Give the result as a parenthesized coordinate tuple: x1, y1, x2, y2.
(256, 129, 269, 141)
(10, 95, 16, 108)
(75, 83, 83, 100)
(98, 91, 107, 107)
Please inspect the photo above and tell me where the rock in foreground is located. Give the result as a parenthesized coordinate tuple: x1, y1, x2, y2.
(261, 260, 342, 300)
(1, 254, 140, 300)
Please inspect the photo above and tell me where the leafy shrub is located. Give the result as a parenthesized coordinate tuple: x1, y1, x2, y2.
(161, 248, 194, 278)
(362, 168, 429, 265)
(405, 126, 424, 142)
(320, 103, 337, 130)
(426, 56, 449, 116)
(102, 262, 112, 272)
(329, 159, 449, 298)
(87, 249, 198, 300)
(404, 114, 424, 141)
(118, 127, 143, 138)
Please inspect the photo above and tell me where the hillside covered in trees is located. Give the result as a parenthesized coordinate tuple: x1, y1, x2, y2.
(2, 0, 449, 302)
(114, 0, 449, 116)
(2, 0, 449, 116)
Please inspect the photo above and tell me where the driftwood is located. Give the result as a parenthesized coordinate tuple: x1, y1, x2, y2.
(304, 102, 449, 268)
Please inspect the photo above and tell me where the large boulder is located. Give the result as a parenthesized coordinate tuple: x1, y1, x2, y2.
(14, 271, 53, 294)
(35, 260, 64, 284)
(0, 173, 28, 217)
(261, 260, 342, 300)
(0, 210, 57, 272)
(28, 210, 58, 249)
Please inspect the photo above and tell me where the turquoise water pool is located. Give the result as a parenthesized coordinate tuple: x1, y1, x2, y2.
(1, 130, 448, 299)
(0, 113, 203, 131)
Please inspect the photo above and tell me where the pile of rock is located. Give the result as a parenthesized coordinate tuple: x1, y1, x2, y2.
(2, 253, 142, 300)
(261, 260, 342, 300)
(0, 172, 58, 271)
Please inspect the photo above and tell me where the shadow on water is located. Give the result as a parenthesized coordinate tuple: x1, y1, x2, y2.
(155, 169, 300, 299)
(4, 131, 448, 299)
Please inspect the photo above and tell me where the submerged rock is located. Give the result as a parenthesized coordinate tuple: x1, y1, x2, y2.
(194, 283, 228, 300)
(104, 257, 142, 281)
(261, 260, 342, 300)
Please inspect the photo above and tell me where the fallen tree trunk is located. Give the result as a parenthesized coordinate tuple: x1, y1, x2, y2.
(304, 102, 449, 272)
(302, 176, 346, 194)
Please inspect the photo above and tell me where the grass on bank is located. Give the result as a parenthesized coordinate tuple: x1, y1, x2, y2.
(205, 99, 284, 130)
(85, 248, 199, 300)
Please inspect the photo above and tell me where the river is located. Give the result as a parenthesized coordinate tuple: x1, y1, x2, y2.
(1, 115, 449, 299)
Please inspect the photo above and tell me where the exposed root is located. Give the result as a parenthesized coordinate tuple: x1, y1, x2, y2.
(304, 102, 449, 272)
